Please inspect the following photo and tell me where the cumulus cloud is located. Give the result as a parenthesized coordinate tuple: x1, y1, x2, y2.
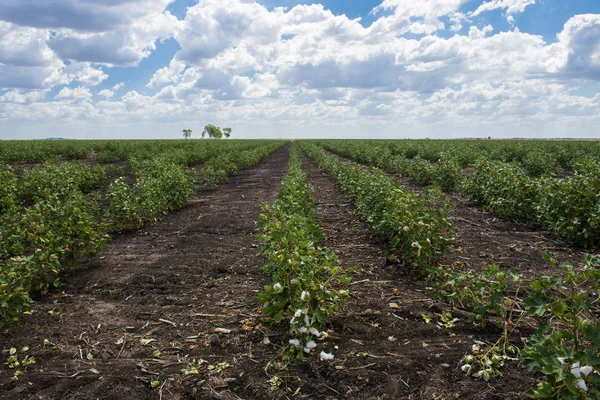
(48, 11, 179, 66)
(97, 89, 115, 99)
(55, 86, 93, 101)
(0, 89, 46, 103)
(472, 0, 536, 17)
(0, 0, 174, 32)
(555, 14, 600, 79)
(147, 59, 186, 88)
(1, 0, 600, 139)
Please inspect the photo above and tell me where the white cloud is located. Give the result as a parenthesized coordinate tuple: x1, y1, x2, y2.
(472, 0, 536, 17)
(0, 0, 179, 67)
(55, 86, 93, 101)
(0, 89, 46, 103)
(97, 89, 114, 98)
(371, 0, 470, 35)
(1, 1, 600, 139)
(147, 59, 186, 88)
(64, 62, 108, 86)
(175, 0, 281, 65)
(49, 11, 180, 66)
(0, 0, 174, 32)
(554, 14, 600, 79)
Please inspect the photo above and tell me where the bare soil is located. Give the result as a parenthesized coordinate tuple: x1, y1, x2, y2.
(1, 146, 290, 399)
(1, 144, 595, 400)
(388, 174, 597, 279)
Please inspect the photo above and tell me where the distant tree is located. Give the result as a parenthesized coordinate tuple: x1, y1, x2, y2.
(202, 124, 223, 139)
(182, 128, 192, 139)
(223, 127, 232, 138)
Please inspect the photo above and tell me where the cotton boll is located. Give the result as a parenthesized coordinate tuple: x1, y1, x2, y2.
(289, 339, 300, 347)
(319, 351, 334, 361)
(576, 378, 588, 392)
(306, 341, 317, 349)
(571, 362, 582, 378)
(579, 366, 593, 376)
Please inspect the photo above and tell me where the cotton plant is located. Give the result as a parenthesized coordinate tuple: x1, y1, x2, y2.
(257, 144, 349, 364)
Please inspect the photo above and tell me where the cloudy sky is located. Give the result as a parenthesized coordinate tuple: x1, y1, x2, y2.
(0, 0, 599, 139)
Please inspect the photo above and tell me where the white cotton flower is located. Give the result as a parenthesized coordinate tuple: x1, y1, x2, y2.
(304, 347, 311, 354)
(291, 279, 298, 284)
(306, 341, 317, 349)
(309, 327, 320, 337)
(403, 226, 409, 231)
(461, 364, 471, 373)
(273, 283, 283, 293)
(576, 378, 588, 392)
(294, 309, 303, 318)
(319, 351, 334, 361)
(580, 366, 593, 376)
(557, 357, 566, 365)
(300, 291, 309, 301)
(299, 327, 308, 334)
(289, 339, 300, 347)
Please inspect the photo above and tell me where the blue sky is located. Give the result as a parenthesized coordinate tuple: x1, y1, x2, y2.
(1, 0, 600, 139)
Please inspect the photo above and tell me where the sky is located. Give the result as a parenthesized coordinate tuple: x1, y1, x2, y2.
(1, 0, 600, 140)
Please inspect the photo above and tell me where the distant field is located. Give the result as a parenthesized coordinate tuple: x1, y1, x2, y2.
(1, 139, 598, 399)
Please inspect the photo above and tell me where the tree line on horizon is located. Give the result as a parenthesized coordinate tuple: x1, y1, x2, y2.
(182, 125, 231, 139)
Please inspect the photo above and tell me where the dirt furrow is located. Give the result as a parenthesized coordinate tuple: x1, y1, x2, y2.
(324, 149, 595, 278)
(0, 145, 290, 400)
(297, 151, 535, 400)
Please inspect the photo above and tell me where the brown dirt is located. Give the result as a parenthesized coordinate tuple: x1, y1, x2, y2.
(0, 145, 291, 399)
(1, 143, 594, 400)
(388, 175, 598, 279)
(295, 151, 537, 400)
(327, 150, 597, 278)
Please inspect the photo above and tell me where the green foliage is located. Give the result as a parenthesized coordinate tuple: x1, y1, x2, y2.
(522, 260, 600, 399)
(462, 159, 539, 221)
(431, 156, 461, 191)
(429, 264, 522, 327)
(0, 166, 19, 213)
(302, 143, 453, 270)
(522, 151, 558, 178)
(0, 188, 108, 327)
(258, 145, 349, 357)
(202, 124, 223, 139)
(105, 160, 196, 231)
(536, 160, 600, 248)
(20, 162, 106, 203)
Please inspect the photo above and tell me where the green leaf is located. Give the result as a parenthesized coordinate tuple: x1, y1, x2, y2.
(524, 292, 548, 317)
